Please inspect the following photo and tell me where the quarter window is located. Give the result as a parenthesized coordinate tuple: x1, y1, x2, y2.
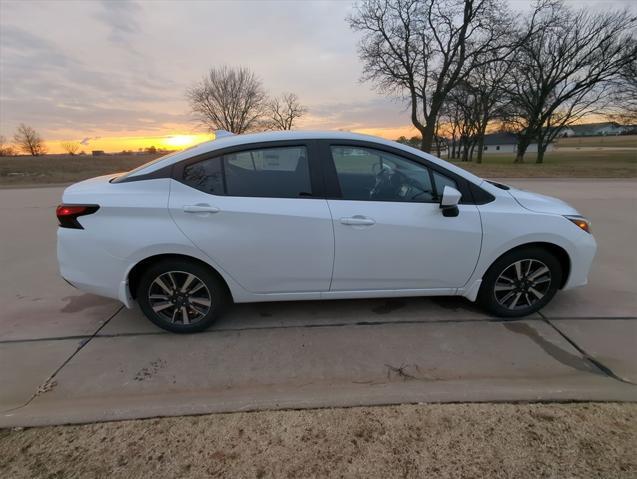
(183, 146, 311, 198)
(432, 171, 458, 196)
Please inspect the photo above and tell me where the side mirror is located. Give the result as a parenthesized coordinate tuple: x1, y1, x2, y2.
(439, 186, 461, 217)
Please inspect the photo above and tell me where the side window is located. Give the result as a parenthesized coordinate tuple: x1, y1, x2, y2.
(184, 157, 223, 195)
(330, 146, 435, 202)
(183, 146, 311, 198)
(432, 171, 458, 198)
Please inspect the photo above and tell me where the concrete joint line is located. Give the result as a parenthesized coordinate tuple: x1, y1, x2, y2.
(0, 316, 544, 345)
(539, 314, 637, 387)
(2, 306, 124, 414)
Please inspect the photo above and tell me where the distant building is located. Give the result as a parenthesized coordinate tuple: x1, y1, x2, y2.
(559, 122, 628, 137)
(91, 150, 105, 156)
(479, 133, 554, 154)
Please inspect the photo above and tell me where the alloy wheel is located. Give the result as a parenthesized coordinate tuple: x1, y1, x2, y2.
(147, 271, 212, 324)
(494, 259, 552, 311)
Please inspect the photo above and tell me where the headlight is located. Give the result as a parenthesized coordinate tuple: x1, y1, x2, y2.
(565, 215, 591, 234)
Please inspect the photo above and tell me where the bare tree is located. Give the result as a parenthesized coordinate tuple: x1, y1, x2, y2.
(465, 55, 512, 163)
(441, 82, 480, 161)
(60, 141, 81, 155)
(13, 124, 46, 156)
(607, 39, 637, 124)
(507, 2, 636, 163)
(0, 136, 17, 156)
(267, 93, 307, 130)
(187, 66, 268, 134)
(349, 0, 517, 152)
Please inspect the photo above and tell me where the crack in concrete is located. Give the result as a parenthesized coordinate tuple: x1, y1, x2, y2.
(538, 313, 637, 386)
(1, 306, 124, 414)
(503, 322, 603, 377)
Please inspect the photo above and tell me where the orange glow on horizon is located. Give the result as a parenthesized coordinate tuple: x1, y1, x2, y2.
(47, 133, 214, 154)
(46, 128, 419, 154)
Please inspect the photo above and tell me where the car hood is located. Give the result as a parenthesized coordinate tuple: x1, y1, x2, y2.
(506, 186, 580, 216)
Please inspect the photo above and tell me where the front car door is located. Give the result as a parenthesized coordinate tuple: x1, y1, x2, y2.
(169, 141, 334, 294)
(322, 142, 482, 292)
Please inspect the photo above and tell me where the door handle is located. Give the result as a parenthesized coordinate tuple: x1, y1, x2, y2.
(183, 204, 220, 214)
(340, 216, 375, 226)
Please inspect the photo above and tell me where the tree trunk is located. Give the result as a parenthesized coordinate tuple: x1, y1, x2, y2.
(476, 135, 485, 164)
(514, 135, 532, 163)
(462, 140, 470, 162)
(536, 142, 547, 164)
(419, 120, 436, 152)
(475, 123, 487, 164)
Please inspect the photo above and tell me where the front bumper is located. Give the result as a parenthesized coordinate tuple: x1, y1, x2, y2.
(563, 232, 597, 290)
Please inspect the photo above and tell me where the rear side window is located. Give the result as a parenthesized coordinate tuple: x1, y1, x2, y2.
(183, 146, 311, 198)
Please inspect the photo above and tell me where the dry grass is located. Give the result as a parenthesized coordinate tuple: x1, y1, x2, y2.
(450, 149, 636, 178)
(1, 402, 635, 478)
(555, 135, 637, 148)
(0, 148, 635, 187)
(0, 154, 161, 187)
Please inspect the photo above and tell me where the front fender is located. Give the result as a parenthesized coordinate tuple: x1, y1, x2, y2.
(467, 200, 596, 295)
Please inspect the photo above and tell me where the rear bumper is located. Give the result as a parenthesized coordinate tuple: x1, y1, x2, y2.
(57, 228, 131, 306)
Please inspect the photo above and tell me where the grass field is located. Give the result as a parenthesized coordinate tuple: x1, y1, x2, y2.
(449, 149, 636, 178)
(555, 134, 637, 148)
(0, 154, 161, 187)
(0, 148, 635, 187)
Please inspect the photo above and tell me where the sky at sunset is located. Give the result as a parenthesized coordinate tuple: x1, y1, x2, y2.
(1, 0, 634, 154)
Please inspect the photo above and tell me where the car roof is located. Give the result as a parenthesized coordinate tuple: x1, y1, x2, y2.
(124, 130, 486, 186)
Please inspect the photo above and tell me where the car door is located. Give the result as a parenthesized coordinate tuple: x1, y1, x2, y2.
(169, 142, 334, 294)
(324, 143, 482, 291)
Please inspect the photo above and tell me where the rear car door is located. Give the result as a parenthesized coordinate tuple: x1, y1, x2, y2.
(323, 143, 483, 291)
(169, 141, 334, 294)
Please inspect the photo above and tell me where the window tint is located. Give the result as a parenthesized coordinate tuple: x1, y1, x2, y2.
(183, 146, 311, 198)
(330, 146, 435, 202)
(432, 171, 458, 197)
(184, 157, 224, 195)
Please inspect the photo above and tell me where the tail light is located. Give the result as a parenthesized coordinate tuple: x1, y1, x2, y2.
(56, 204, 99, 229)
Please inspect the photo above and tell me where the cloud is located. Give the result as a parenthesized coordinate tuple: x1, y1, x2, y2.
(305, 97, 410, 130)
(0, 23, 184, 138)
(80, 137, 100, 146)
(94, 0, 142, 46)
(0, 1, 413, 142)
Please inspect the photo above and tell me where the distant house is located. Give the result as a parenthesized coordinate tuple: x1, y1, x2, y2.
(91, 150, 105, 156)
(480, 133, 554, 154)
(559, 122, 627, 137)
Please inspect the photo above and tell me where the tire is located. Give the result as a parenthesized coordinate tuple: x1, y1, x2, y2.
(477, 247, 562, 318)
(137, 258, 228, 333)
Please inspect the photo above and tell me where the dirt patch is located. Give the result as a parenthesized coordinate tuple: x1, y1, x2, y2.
(1, 402, 635, 478)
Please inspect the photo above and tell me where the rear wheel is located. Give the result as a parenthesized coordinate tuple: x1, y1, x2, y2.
(478, 247, 562, 318)
(137, 259, 227, 333)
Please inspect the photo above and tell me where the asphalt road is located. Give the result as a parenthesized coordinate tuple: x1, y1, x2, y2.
(1, 179, 635, 427)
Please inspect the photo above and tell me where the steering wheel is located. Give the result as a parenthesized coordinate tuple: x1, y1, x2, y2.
(369, 166, 404, 200)
(369, 167, 432, 201)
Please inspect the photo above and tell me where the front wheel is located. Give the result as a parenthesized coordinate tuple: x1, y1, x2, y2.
(478, 247, 562, 318)
(137, 259, 227, 333)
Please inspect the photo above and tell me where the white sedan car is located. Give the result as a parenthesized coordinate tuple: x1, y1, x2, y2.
(57, 131, 596, 332)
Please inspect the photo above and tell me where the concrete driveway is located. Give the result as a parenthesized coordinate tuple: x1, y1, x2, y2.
(1, 179, 635, 427)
